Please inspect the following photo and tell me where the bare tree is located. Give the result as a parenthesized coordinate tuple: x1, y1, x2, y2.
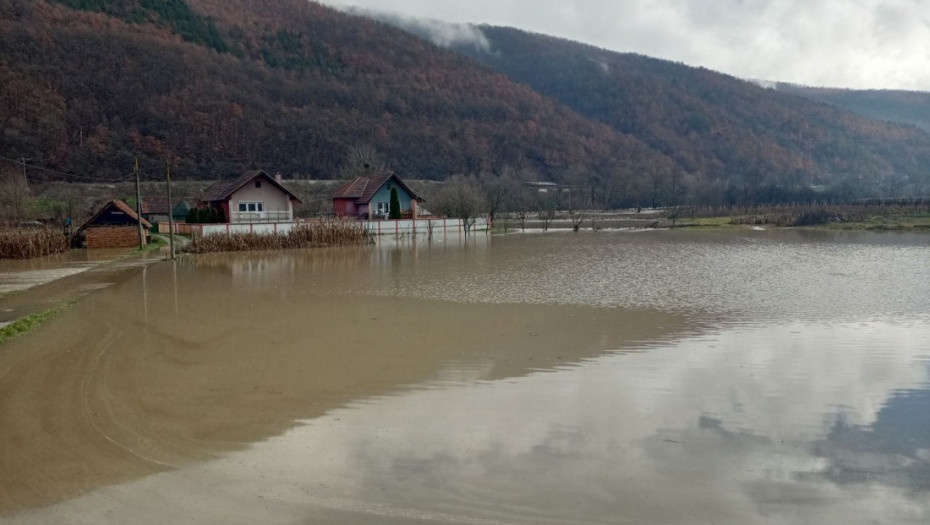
(502, 168, 538, 232)
(567, 191, 592, 231)
(563, 169, 593, 232)
(511, 188, 532, 231)
(536, 190, 558, 232)
(0, 165, 33, 225)
(338, 144, 389, 180)
(478, 169, 516, 225)
(430, 175, 487, 238)
(37, 182, 88, 227)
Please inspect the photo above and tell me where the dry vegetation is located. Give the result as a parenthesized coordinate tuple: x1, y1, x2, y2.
(182, 219, 372, 254)
(0, 229, 70, 259)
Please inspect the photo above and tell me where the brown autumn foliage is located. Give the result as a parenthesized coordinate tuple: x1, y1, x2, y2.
(0, 0, 674, 186)
(458, 26, 930, 203)
(1, 0, 929, 209)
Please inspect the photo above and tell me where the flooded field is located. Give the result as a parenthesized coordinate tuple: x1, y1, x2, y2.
(0, 247, 148, 328)
(1, 229, 929, 524)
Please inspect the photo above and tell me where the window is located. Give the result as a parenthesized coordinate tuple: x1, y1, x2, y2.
(376, 202, 389, 215)
(255, 180, 262, 188)
(238, 202, 263, 212)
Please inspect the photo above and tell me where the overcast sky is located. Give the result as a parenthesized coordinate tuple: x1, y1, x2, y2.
(318, 0, 930, 91)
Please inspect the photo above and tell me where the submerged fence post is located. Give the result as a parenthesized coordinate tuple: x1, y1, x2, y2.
(135, 158, 144, 249)
(166, 162, 175, 260)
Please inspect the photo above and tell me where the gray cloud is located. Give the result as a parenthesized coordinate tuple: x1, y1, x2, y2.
(320, 0, 930, 90)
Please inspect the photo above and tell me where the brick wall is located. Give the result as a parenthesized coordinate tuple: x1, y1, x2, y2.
(86, 227, 143, 249)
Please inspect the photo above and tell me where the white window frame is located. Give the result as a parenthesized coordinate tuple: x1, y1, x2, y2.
(238, 202, 264, 212)
(376, 201, 389, 215)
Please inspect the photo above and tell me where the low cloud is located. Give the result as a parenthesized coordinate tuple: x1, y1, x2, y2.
(341, 6, 490, 52)
(321, 0, 930, 90)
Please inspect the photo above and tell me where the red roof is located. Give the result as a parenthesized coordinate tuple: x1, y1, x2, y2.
(201, 170, 302, 203)
(141, 198, 170, 215)
(332, 174, 423, 204)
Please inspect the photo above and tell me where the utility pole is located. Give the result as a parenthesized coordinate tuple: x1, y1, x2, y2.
(166, 161, 175, 260)
(135, 158, 145, 249)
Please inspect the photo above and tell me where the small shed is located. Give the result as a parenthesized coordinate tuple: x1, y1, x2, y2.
(79, 200, 151, 249)
(333, 174, 424, 219)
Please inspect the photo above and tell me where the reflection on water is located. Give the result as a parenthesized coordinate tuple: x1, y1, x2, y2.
(16, 320, 930, 524)
(3, 229, 930, 523)
(366, 229, 930, 321)
(189, 229, 930, 322)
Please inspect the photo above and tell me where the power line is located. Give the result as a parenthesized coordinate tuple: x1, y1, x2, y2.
(0, 155, 140, 183)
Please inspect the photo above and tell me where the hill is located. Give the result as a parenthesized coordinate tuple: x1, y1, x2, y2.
(772, 83, 930, 133)
(0, 0, 673, 185)
(444, 26, 930, 204)
(2, 0, 930, 206)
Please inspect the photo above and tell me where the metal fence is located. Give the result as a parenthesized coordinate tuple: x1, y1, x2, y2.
(229, 210, 292, 223)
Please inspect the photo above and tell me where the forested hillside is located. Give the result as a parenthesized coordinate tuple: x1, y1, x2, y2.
(3, 0, 930, 206)
(0, 0, 673, 184)
(450, 26, 930, 203)
(774, 83, 930, 133)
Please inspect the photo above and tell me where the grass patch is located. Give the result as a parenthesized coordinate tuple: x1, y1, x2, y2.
(675, 216, 735, 229)
(0, 302, 76, 347)
(679, 203, 930, 231)
(138, 236, 167, 253)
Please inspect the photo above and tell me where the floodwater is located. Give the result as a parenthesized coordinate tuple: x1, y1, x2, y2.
(1, 229, 929, 524)
(0, 247, 150, 328)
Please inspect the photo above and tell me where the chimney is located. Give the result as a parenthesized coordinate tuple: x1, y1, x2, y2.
(274, 172, 283, 183)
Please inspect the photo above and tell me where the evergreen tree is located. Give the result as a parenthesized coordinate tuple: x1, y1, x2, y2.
(389, 187, 401, 220)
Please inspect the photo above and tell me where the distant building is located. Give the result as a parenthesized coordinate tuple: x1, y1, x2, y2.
(332, 174, 424, 220)
(142, 198, 189, 224)
(526, 181, 570, 193)
(199, 170, 302, 223)
(79, 200, 151, 249)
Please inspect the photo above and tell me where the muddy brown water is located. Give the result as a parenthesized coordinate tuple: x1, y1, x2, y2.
(0, 247, 154, 327)
(2, 229, 930, 524)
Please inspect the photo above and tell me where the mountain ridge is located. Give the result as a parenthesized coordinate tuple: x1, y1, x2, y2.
(2, 0, 929, 205)
(445, 24, 930, 202)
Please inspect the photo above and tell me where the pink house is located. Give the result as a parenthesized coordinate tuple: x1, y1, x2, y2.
(200, 170, 302, 223)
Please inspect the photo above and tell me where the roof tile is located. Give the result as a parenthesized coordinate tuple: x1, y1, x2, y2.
(201, 170, 302, 204)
